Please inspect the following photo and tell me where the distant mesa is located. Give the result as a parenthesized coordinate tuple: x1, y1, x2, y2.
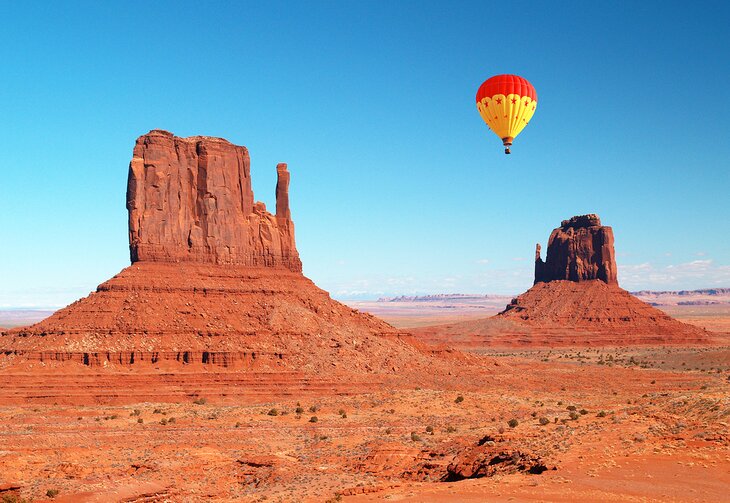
(1, 130, 438, 373)
(378, 294, 510, 303)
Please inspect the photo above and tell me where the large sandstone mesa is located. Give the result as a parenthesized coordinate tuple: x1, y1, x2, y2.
(127, 130, 301, 271)
(534, 214, 617, 285)
(1, 130, 449, 375)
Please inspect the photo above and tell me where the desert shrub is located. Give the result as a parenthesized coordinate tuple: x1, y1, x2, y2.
(46, 489, 60, 498)
(168, 417, 175, 423)
(193, 398, 207, 405)
(597, 411, 607, 418)
(131, 409, 141, 416)
(566, 405, 577, 411)
(295, 406, 304, 414)
(454, 395, 464, 404)
(569, 411, 579, 420)
(309, 416, 318, 423)
(579, 409, 588, 415)
(309, 405, 319, 413)
(137, 418, 144, 424)
(425, 425, 434, 434)
(267, 408, 279, 416)
(507, 418, 519, 428)
(539, 417, 550, 426)
(2, 495, 31, 503)
(385, 428, 392, 434)
(531, 411, 537, 417)
(153, 408, 162, 414)
(110, 414, 119, 420)
(410, 432, 422, 441)
(446, 425, 457, 433)
(160, 418, 168, 425)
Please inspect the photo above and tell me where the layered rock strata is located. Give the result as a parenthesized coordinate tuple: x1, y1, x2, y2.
(3, 262, 422, 371)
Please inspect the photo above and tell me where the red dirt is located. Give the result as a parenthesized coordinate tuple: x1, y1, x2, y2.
(1, 346, 728, 502)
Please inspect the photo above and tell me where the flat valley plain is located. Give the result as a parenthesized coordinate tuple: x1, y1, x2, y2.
(0, 300, 728, 502)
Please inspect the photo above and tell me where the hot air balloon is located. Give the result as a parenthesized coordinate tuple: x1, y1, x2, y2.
(476, 74, 537, 154)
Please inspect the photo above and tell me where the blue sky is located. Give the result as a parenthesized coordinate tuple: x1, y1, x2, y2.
(1, 1, 729, 307)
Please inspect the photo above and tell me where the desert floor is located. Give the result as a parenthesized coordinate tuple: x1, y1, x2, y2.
(1, 303, 729, 502)
(0, 343, 728, 502)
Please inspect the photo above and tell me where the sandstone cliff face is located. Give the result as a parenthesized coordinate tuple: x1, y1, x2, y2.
(127, 130, 301, 272)
(534, 214, 617, 285)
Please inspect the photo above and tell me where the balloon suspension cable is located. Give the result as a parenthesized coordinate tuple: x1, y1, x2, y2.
(502, 137, 513, 155)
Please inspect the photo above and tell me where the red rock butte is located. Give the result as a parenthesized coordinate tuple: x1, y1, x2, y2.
(1, 130, 444, 377)
(413, 214, 709, 347)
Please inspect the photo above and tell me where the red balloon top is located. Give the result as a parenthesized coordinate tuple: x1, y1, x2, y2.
(476, 74, 537, 103)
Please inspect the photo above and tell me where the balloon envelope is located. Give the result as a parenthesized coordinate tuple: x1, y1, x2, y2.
(476, 74, 537, 153)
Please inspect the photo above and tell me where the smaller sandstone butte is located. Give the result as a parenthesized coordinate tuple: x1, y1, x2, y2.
(127, 130, 301, 271)
(534, 214, 617, 285)
(412, 214, 709, 347)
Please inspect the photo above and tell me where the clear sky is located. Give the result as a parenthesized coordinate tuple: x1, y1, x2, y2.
(1, 1, 729, 307)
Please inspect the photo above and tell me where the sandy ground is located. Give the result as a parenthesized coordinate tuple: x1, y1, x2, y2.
(1, 300, 728, 502)
(0, 345, 728, 502)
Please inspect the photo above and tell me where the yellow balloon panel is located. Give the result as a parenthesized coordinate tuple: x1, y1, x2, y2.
(477, 94, 537, 140)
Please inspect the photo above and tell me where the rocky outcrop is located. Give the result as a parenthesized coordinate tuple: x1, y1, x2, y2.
(2, 130, 452, 374)
(127, 130, 301, 272)
(487, 214, 709, 345)
(534, 214, 617, 285)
